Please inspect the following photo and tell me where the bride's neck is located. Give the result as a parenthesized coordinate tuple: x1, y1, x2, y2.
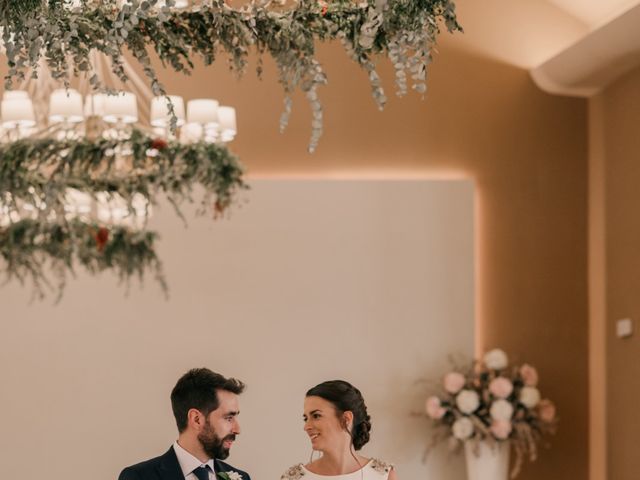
(315, 449, 366, 475)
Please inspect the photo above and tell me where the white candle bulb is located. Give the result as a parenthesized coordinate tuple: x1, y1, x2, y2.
(49, 88, 84, 124)
(1, 97, 36, 128)
(150, 95, 185, 127)
(3, 90, 29, 101)
(218, 106, 237, 142)
(103, 92, 138, 124)
(186, 99, 219, 127)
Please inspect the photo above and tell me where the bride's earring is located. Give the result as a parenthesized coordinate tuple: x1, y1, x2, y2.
(309, 448, 316, 464)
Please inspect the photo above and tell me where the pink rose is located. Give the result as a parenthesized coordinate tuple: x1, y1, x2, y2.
(519, 364, 539, 386)
(425, 396, 446, 419)
(443, 372, 466, 394)
(538, 399, 556, 422)
(490, 420, 512, 440)
(489, 377, 513, 398)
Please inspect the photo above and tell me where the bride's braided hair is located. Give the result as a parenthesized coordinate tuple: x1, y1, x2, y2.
(306, 380, 372, 450)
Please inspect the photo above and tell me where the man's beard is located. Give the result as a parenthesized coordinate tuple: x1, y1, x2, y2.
(198, 420, 236, 460)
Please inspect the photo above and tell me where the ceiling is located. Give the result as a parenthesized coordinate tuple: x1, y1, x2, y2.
(546, 0, 639, 28)
(444, 0, 640, 96)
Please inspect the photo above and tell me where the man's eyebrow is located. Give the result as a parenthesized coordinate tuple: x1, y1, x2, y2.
(224, 410, 240, 416)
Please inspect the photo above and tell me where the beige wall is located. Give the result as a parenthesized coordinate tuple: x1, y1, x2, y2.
(0, 180, 475, 480)
(595, 64, 640, 480)
(221, 42, 589, 479)
(0, 23, 589, 480)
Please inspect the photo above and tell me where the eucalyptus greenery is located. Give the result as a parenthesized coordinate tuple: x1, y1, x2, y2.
(0, 129, 247, 223)
(0, 0, 461, 152)
(0, 218, 166, 301)
(0, 130, 244, 300)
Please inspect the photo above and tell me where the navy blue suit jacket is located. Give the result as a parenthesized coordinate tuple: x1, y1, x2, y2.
(118, 446, 251, 480)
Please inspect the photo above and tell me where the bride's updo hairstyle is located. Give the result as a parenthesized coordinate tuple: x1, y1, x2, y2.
(306, 380, 372, 450)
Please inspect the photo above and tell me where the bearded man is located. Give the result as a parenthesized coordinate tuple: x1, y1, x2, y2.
(119, 368, 250, 480)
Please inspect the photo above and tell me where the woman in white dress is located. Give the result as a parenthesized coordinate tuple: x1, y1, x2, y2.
(280, 380, 397, 480)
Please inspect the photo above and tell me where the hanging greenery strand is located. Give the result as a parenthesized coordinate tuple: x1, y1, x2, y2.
(0, 0, 462, 152)
(0, 218, 167, 302)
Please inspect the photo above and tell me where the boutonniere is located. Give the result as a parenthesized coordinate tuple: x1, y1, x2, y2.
(217, 471, 243, 480)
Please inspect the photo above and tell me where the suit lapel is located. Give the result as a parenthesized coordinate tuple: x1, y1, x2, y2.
(214, 459, 225, 476)
(157, 447, 184, 480)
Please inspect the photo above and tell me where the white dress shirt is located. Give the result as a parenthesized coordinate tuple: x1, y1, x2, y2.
(173, 440, 216, 480)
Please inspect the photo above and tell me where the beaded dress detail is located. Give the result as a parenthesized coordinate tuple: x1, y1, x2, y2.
(280, 459, 394, 480)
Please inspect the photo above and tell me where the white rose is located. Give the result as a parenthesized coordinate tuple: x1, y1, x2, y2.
(226, 472, 243, 480)
(519, 386, 541, 408)
(483, 348, 509, 370)
(452, 417, 475, 440)
(456, 389, 480, 414)
(489, 399, 514, 421)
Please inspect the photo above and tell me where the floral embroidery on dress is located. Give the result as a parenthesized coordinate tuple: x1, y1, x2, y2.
(369, 458, 394, 475)
(280, 464, 305, 480)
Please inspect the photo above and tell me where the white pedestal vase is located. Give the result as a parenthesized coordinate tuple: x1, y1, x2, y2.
(464, 441, 510, 480)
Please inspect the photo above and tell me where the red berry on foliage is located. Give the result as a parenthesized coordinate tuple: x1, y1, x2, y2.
(151, 138, 168, 150)
(95, 227, 109, 252)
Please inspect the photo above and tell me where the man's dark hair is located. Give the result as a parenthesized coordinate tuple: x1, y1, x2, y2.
(170, 368, 245, 432)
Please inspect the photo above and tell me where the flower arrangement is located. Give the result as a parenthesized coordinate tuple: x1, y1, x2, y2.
(424, 349, 557, 477)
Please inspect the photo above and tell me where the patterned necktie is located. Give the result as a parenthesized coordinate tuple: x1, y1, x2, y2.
(193, 465, 211, 480)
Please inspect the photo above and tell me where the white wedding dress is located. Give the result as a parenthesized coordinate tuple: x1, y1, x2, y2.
(280, 459, 394, 480)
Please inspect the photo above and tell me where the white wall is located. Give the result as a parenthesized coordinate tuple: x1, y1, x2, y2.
(0, 180, 473, 480)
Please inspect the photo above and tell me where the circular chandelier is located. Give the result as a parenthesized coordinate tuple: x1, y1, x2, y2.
(0, 0, 461, 300)
(0, 52, 245, 300)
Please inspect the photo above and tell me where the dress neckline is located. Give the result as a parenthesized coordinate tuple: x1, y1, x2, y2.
(301, 459, 372, 477)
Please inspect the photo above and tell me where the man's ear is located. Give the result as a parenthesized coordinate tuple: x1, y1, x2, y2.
(187, 408, 204, 430)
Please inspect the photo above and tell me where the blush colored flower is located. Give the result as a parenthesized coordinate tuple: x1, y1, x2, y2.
(519, 364, 539, 386)
(483, 349, 509, 370)
(425, 396, 446, 419)
(452, 417, 474, 440)
(456, 389, 480, 414)
(443, 372, 466, 394)
(489, 377, 513, 398)
(490, 420, 512, 439)
(489, 399, 514, 421)
(519, 386, 541, 408)
(538, 399, 556, 422)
